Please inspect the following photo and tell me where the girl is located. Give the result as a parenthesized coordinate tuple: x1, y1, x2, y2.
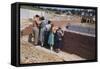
(48, 24, 55, 51)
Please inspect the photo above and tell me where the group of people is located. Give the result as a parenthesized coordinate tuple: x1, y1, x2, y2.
(29, 15, 64, 53)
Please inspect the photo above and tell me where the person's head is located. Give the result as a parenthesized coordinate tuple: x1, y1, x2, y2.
(35, 15, 39, 17)
(48, 20, 51, 24)
(50, 24, 58, 33)
(40, 16, 45, 21)
(51, 24, 54, 28)
(58, 27, 61, 30)
(34, 15, 40, 21)
(50, 24, 54, 32)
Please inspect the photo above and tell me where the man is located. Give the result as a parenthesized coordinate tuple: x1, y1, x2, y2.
(39, 16, 48, 46)
(32, 15, 40, 45)
(44, 20, 52, 47)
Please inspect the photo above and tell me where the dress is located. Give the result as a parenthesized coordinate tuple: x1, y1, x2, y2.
(54, 29, 63, 49)
(48, 32, 54, 46)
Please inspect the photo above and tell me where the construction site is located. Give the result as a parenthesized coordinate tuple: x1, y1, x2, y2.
(20, 6, 96, 64)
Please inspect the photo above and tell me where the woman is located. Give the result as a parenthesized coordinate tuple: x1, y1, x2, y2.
(54, 27, 64, 53)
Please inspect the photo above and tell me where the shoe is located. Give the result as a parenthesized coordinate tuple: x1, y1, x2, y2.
(50, 46, 53, 51)
(34, 43, 38, 46)
(41, 43, 43, 47)
(55, 49, 60, 53)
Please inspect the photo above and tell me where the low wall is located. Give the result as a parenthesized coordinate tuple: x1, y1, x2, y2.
(61, 31, 96, 60)
(21, 25, 96, 60)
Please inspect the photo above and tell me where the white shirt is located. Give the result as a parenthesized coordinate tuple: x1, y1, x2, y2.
(45, 24, 51, 31)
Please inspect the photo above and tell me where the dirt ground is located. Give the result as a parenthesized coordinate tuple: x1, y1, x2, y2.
(20, 36, 85, 64)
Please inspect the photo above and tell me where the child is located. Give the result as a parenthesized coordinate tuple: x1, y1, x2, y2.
(48, 24, 55, 51)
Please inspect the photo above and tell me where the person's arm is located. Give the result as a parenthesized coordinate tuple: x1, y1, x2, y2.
(32, 21, 35, 27)
(61, 30, 64, 36)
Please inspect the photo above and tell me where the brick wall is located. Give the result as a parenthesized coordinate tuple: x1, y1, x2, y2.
(61, 31, 96, 60)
